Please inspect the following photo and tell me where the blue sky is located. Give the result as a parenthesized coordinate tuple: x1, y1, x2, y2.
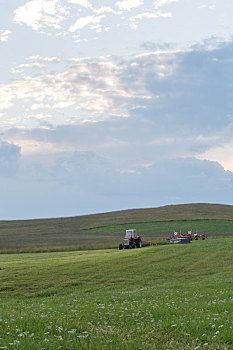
(1, 0, 233, 219)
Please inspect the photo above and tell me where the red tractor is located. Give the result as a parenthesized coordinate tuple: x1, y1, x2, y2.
(119, 229, 142, 249)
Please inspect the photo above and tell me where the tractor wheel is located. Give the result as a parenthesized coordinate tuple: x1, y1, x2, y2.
(119, 243, 123, 250)
(136, 238, 142, 248)
(132, 242, 136, 248)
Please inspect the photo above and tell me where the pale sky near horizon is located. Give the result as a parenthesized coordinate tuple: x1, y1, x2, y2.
(1, 0, 233, 219)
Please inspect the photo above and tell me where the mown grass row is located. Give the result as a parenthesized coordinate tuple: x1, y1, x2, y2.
(84, 219, 233, 235)
(1, 203, 233, 253)
(0, 238, 232, 349)
(1, 218, 233, 253)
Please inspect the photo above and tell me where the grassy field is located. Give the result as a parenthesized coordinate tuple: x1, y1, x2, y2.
(1, 203, 233, 253)
(84, 219, 233, 236)
(0, 238, 232, 349)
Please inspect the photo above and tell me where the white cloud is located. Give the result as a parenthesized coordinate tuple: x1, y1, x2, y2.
(116, 0, 143, 11)
(131, 11, 172, 20)
(28, 55, 60, 63)
(68, 1, 118, 15)
(25, 113, 52, 120)
(13, 0, 67, 31)
(18, 62, 46, 70)
(68, 0, 93, 9)
(11, 55, 60, 76)
(94, 7, 119, 15)
(130, 11, 172, 29)
(199, 4, 216, 10)
(197, 138, 233, 172)
(1, 43, 233, 161)
(0, 86, 14, 110)
(0, 30, 11, 42)
(52, 101, 76, 109)
(31, 103, 52, 110)
(69, 15, 104, 32)
(154, 0, 179, 10)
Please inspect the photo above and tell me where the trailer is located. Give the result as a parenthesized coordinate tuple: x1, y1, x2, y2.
(167, 230, 206, 243)
(169, 237, 191, 244)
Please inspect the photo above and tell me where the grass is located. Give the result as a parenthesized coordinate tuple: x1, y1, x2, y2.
(0, 238, 232, 349)
(1, 203, 233, 253)
(84, 219, 233, 235)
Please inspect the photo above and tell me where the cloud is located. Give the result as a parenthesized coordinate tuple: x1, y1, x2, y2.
(0, 30, 11, 42)
(0, 144, 232, 219)
(28, 55, 60, 63)
(67, 1, 119, 15)
(0, 85, 14, 110)
(0, 141, 21, 177)
(2, 42, 233, 175)
(1, 42, 233, 134)
(131, 11, 172, 20)
(130, 10, 172, 29)
(69, 15, 104, 32)
(199, 4, 216, 11)
(67, 0, 93, 9)
(128, 0, 179, 29)
(13, 0, 67, 31)
(17, 62, 46, 70)
(154, 0, 180, 10)
(11, 55, 60, 75)
(116, 0, 143, 12)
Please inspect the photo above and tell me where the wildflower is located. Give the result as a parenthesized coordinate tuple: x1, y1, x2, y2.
(68, 329, 76, 334)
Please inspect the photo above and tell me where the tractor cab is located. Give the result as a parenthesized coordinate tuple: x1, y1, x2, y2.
(125, 229, 137, 239)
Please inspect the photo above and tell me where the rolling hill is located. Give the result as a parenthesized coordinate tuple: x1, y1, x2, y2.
(0, 203, 233, 252)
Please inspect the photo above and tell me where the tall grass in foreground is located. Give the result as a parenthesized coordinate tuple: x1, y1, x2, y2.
(0, 238, 232, 349)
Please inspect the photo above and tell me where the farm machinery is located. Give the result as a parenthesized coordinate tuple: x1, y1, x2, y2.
(119, 229, 142, 249)
(167, 231, 206, 243)
(118, 229, 156, 249)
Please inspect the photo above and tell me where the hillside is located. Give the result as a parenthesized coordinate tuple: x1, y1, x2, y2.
(0, 203, 233, 252)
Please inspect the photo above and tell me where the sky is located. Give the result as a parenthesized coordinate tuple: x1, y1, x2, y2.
(1, 0, 233, 219)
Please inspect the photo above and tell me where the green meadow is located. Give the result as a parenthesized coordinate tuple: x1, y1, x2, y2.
(84, 219, 233, 236)
(1, 203, 233, 253)
(0, 238, 232, 349)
